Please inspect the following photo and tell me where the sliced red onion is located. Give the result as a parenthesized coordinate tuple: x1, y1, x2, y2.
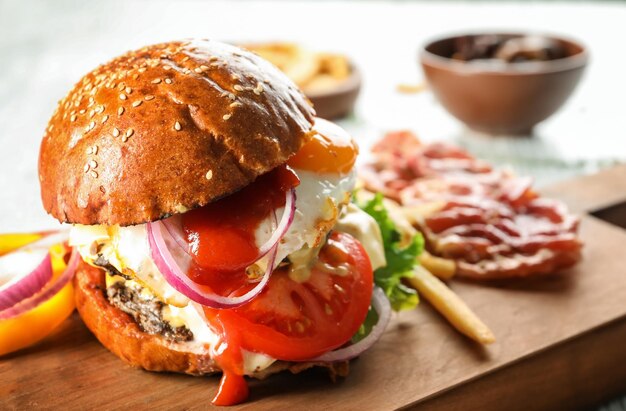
(161, 188, 296, 268)
(0, 230, 69, 312)
(309, 287, 391, 362)
(0, 252, 52, 312)
(258, 188, 296, 256)
(147, 220, 279, 308)
(0, 248, 79, 320)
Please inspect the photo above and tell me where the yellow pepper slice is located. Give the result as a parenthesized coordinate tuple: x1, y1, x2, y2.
(0, 243, 75, 356)
(0, 233, 47, 256)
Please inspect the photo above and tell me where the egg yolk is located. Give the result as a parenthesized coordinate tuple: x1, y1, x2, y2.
(287, 118, 357, 175)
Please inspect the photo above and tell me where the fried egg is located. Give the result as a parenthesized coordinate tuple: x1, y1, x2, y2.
(68, 118, 385, 375)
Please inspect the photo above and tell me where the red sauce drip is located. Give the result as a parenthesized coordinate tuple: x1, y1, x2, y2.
(213, 372, 249, 406)
(181, 165, 299, 296)
(208, 314, 249, 406)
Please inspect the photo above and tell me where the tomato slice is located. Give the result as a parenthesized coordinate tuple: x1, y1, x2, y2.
(204, 231, 374, 361)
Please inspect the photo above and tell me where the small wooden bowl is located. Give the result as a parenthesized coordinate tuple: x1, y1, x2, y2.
(420, 33, 588, 135)
(305, 65, 361, 120)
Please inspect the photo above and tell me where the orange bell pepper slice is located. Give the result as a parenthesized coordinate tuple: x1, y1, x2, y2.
(0, 241, 75, 356)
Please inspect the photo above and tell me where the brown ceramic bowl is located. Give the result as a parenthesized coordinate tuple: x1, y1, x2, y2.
(420, 33, 588, 135)
(306, 65, 361, 120)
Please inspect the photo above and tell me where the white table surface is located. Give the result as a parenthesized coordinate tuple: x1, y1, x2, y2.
(1, 2, 626, 407)
(2, 0, 626, 233)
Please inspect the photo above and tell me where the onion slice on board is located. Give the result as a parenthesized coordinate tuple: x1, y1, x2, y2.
(309, 287, 391, 362)
(148, 219, 280, 309)
(162, 188, 296, 269)
(0, 252, 52, 312)
(0, 248, 79, 320)
(0, 231, 69, 312)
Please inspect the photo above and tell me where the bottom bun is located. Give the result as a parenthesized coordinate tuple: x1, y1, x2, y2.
(73, 260, 349, 379)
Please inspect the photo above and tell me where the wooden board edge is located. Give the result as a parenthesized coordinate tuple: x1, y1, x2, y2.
(405, 315, 626, 411)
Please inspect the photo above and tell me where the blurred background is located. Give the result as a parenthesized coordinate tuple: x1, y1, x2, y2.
(1, 1, 625, 409)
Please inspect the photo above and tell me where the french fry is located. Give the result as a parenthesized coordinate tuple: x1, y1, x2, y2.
(396, 82, 427, 94)
(407, 265, 495, 345)
(419, 251, 456, 281)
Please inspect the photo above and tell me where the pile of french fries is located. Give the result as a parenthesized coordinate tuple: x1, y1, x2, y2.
(361, 190, 495, 345)
(243, 43, 352, 94)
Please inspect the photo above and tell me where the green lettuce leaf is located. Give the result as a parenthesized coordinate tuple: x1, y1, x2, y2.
(359, 193, 424, 311)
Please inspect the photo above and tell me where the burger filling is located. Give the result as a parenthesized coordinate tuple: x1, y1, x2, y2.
(69, 119, 388, 404)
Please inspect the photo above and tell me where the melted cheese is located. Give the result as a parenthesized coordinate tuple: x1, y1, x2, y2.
(334, 203, 386, 271)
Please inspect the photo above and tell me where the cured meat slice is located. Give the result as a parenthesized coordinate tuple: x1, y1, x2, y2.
(361, 131, 582, 279)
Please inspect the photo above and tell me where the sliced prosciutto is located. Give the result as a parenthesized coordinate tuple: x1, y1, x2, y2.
(360, 131, 582, 280)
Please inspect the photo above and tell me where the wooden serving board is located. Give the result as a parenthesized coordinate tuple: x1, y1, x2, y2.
(2, 166, 626, 411)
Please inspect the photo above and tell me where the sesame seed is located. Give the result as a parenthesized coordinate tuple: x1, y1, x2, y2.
(233, 85, 244, 92)
(210, 62, 219, 67)
(183, 68, 191, 75)
(86, 147, 93, 155)
(88, 121, 96, 131)
(93, 145, 98, 155)
(182, 56, 190, 62)
(253, 82, 264, 95)
(132, 100, 142, 107)
(151, 78, 162, 84)
(122, 135, 129, 143)
(164, 65, 172, 71)
(174, 121, 182, 131)
(164, 78, 172, 84)
(125, 87, 132, 94)
(102, 115, 109, 124)
(83, 164, 90, 173)
(133, 74, 139, 80)
(112, 128, 120, 137)
(230, 102, 242, 108)
(232, 74, 241, 81)
(89, 110, 95, 118)
(138, 67, 147, 73)
(125, 128, 134, 138)
(71, 114, 77, 122)
(79, 109, 86, 114)
(90, 170, 98, 178)
(209, 56, 218, 62)
(228, 93, 236, 101)
(194, 67, 202, 73)
(89, 160, 97, 169)
(223, 114, 231, 121)
(205, 170, 213, 180)
(118, 107, 125, 116)
(119, 93, 127, 100)
(200, 65, 209, 71)
(145, 95, 155, 101)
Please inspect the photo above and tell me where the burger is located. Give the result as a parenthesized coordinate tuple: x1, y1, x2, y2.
(38, 39, 390, 405)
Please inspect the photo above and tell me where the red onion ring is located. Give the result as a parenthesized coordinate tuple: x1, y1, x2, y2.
(308, 287, 391, 362)
(0, 248, 79, 320)
(147, 219, 279, 308)
(0, 252, 52, 312)
(0, 231, 69, 312)
(161, 188, 296, 269)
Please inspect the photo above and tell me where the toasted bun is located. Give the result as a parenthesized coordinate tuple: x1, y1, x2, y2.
(74, 260, 219, 375)
(40, 39, 315, 226)
(74, 260, 350, 379)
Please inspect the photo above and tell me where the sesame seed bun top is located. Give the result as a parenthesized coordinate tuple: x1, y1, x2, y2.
(39, 39, 315, 226)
